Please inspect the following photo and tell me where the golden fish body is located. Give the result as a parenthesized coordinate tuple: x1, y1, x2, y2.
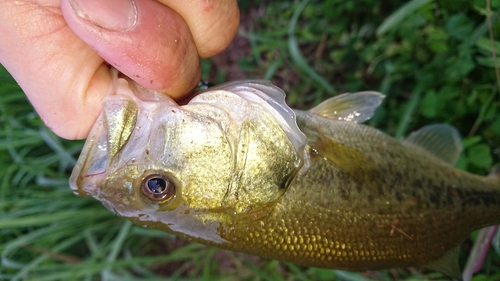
(242, 117, 499, 272)
(71, 77, 500, 277)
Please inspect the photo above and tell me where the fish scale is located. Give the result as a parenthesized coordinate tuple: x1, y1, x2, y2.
(263, 116, 499, 269)
(173, 114, 499, 271)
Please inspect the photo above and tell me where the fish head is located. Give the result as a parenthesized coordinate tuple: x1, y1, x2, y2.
(70, 77, 306, 242)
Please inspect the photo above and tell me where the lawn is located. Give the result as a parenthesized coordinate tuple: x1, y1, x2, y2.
(1, 0, 500, 280)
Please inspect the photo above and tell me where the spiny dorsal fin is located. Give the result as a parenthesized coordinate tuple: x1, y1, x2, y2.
(423, 246, 462, 280)
(403, 124, 462, 165)
(309, 91, 385, 123)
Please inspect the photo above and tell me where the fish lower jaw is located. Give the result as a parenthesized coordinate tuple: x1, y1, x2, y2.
(69, 170, 108, 198)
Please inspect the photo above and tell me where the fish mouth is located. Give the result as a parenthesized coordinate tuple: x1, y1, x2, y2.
(69, 74, 175, 198)
(69, 113, 111, 198)
(70, 94, 139, 198)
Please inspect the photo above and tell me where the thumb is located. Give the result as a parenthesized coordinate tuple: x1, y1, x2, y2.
(61, 0, 201, 96)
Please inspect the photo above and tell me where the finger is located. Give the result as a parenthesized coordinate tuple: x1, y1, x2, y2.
(159, 0, 240, 58)
(61, 0, 201, 95)
(0, 0, 110, 140)
(0, 0, 201, 139)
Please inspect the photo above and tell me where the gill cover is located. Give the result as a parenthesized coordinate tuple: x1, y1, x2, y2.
(189, 80, 307, 213)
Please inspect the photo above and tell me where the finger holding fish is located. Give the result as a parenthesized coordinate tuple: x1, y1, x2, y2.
(0, 0, 238, 139)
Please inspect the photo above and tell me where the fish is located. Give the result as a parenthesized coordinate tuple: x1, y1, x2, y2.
(70, 74, 500, 278)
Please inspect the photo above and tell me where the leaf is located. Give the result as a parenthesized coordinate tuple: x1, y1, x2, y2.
(476, 56, 500, 68)
(377, 0, 433, 36)
(455, 154, 468, 170)
(467, 144, 493, 168)
(445, 54, 475, 82)
(462, 136, 483, 149)
(420, 90, 442, 118)
(475, 37, 500, 54)
(492, 117, 500, 135)
(426, 26, 449, 53)
(445, 13, 475, 40)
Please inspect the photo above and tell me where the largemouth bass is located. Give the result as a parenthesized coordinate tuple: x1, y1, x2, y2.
(70, 75, 500, 278)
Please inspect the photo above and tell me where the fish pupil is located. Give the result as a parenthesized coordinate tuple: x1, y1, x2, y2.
(147, 178, 167, 193)
(141, 173, 175, 202)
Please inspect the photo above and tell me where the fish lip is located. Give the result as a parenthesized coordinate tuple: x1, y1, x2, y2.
(69, 114, 109, 198)
(69, 75, 176, 199)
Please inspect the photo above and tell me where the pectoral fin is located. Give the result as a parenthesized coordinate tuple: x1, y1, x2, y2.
(310, 132, 386, 191)
(309, 91, 384, 123)
(403, 124, 462, 164)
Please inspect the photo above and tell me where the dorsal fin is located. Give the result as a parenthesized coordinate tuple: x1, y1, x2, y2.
(402, 124, 462, 164)
(309, 91, 385, 123)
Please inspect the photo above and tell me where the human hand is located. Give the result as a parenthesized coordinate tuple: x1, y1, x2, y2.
(0, 0, 239, 139)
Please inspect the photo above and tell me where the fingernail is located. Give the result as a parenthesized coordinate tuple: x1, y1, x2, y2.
(69, 0, 137, 31)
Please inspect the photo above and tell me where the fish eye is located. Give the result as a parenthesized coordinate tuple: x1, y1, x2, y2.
(141, 174, 175, 202)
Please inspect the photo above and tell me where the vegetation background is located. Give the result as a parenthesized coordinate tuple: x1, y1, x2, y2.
(2, 0, 500, 280)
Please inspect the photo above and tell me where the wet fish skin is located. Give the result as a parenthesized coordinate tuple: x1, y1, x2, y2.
(70, 78, 500, 277)
(231, 113, 499, 271)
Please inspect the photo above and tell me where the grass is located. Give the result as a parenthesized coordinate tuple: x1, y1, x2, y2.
(1, 0, 500, 280)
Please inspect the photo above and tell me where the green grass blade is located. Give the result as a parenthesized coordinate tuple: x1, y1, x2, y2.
(395, 87, 422, 139)
(376, 0, 432, 36)
(287, 0, 336, 95)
